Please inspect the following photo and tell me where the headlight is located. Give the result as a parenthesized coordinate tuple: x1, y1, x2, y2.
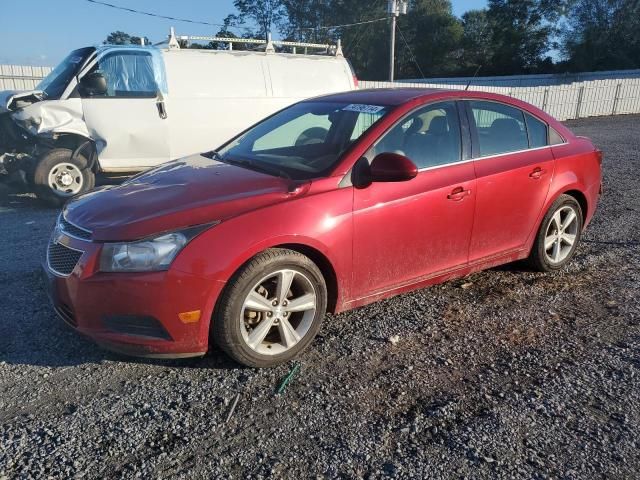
(99, 224, 217, 272)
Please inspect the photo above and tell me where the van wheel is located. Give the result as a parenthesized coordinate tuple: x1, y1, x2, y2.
(33, 148, 95, 207)
(213, 248, 327, 368)
(528, 194, 583, 272)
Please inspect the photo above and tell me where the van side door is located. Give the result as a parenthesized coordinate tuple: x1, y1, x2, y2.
(78, 49, 170, 172)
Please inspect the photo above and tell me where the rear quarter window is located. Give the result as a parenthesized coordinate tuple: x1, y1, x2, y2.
(525, 113, 548, 148)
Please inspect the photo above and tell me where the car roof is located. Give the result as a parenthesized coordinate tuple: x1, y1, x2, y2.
(308, 88, 456, 106)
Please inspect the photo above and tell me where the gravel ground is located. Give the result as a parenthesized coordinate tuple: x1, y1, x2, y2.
(1, 114, 639, 479)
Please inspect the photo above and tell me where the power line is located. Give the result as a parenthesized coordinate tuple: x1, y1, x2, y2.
(298, 17, 388, 31)
(82, 0, 252, 32)
(396, 22, 426, 79)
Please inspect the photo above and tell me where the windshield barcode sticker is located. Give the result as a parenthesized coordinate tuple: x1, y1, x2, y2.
(343, 104, 385, 114)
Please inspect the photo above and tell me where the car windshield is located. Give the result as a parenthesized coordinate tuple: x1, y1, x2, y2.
(37, 47, 95, 99)
(212, 101, 390, 179)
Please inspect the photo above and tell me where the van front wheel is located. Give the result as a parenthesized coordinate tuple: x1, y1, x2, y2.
(33, 148, 95, 207)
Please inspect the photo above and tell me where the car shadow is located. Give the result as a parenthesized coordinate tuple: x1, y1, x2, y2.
(490, 260, 534, 273)
(0, 308, 241, 371)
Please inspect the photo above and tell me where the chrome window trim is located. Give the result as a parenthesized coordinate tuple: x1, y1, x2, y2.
(464, 97, 568, 146)
(339, 96, 570, 186)
(46, 238, 85, 278)
(414, 142, 570, 173)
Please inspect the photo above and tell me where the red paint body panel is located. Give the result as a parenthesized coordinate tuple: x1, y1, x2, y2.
(65, 156, 293, 242)
(469, 147, 556, 261)
(352, 162, 476, 299)
(49, 89, 602, 357)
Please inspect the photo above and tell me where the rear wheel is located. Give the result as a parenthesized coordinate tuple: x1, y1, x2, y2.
(33, 148, 95, 207)
(213, 248, 327, 368)
(528, 194, 583, 271)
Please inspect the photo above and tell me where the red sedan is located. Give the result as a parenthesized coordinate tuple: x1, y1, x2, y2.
(45, 88, 602, 367)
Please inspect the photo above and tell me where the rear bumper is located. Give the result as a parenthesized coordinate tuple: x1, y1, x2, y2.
(42, 237, 226, 358)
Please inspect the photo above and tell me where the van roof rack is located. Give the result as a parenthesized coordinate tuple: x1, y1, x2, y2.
(165, 28, 343, 56)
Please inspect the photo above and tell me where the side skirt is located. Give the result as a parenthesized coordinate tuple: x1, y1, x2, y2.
(339, 248, 527, 312)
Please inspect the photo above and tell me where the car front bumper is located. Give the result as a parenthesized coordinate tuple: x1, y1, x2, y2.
(43, 234, 225, 358)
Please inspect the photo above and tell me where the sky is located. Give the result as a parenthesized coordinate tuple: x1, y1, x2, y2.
(0, 0, 487, 66)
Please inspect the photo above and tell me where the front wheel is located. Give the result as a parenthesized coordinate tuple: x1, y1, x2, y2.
(32, 148, 95, 207)
(213, 248, 327, 368)
(528, 194, 583, 272)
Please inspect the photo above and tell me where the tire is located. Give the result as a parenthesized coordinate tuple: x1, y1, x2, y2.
(213, 248, 327, 368)
(528, 194, 583, 272)
(32, 148, 95, 207)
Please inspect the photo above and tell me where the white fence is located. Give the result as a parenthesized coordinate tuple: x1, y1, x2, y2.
(1, 63, 639, 121)
(360, 79, 640, 121)
(0, 65, 52, 90)
(400, 69, 640, 88)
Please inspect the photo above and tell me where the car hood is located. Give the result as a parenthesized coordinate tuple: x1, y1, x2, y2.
(0, 90, 21, 112)
(0, 89, 43, 113)
(64, 154, 301, 242)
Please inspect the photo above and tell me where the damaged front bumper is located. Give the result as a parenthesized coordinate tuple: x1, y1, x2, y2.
(0, 112, 46, 180)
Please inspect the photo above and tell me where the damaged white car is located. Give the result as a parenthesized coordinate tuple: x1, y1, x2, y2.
(0, 37, 356, 205)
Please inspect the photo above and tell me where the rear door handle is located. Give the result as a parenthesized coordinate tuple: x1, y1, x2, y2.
(529, 167, 546, 179)
(447, 186, 471, 201)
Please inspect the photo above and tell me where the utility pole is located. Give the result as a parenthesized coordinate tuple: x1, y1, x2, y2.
(388, 0, 408, 82)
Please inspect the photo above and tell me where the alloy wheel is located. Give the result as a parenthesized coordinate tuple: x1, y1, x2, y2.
(240, 269, 317, 356)
(544, 205, 579, 264)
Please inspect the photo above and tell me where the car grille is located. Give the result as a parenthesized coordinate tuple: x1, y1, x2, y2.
(47, 241, 84, 276)
(59, 216, 92, 240)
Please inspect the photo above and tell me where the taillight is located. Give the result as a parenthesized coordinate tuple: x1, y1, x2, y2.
(353, 75, 359, 88)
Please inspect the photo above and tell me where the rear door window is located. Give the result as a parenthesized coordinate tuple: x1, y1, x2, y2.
(469, 101, 529, 156)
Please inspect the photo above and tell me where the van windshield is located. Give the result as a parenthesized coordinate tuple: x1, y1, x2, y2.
(212, 101, 390, 180)
(37, 47, 95, 99)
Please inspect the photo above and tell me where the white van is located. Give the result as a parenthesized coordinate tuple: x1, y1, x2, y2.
(0, 32, 356, 205)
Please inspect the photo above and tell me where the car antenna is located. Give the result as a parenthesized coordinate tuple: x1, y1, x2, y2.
(465, 64, 482, 91)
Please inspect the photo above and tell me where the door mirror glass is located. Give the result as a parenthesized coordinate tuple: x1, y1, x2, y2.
(79, 71, 108, 97)
(370, 152, 418, 182)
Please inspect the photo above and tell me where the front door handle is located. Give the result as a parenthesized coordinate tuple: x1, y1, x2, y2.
(529, 167, 546, 179)
(156, 100, 167, 120)
(447, 186, 471, 201)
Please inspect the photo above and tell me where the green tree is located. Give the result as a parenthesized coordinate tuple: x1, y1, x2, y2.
(562, 0, 640, 71)
(483, 0, 561, 75)
(104, 31, 149, 46)
(232, 0, 287, 40)
(396, 0, 464, 78)
(460, 9, 492, 74)
(279, 0, 332, 42)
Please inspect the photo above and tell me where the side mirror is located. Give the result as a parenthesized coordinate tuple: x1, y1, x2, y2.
(370, 152, 418, 183)
(79, 72, 108, 97)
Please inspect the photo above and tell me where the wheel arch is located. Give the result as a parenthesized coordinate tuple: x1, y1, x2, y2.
(563, 189, 588, 224)
(209, 240, 341, 321)
(46, 133, 100, 173)
(526, 183, 590, 253)
(275, 243, 339, 314)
